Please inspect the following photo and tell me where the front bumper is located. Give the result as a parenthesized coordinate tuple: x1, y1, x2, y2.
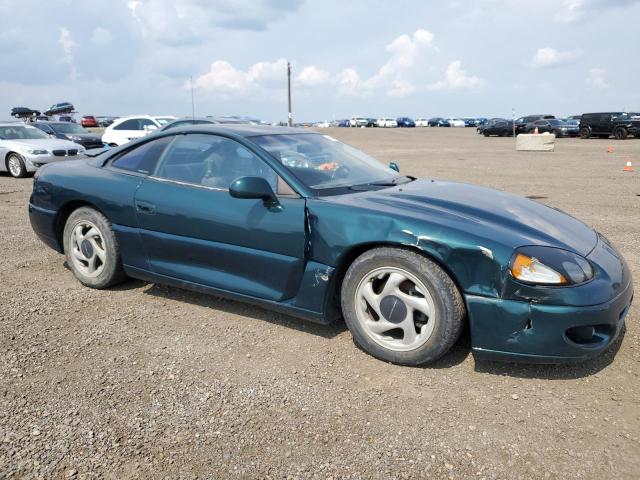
(466, 281, 632, 363)
(467, 237, 633, 363)
(23, 152, 83, 172)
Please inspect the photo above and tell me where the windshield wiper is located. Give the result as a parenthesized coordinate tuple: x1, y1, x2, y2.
(365, 176, 414, 187)
(348, 176, 414, 191)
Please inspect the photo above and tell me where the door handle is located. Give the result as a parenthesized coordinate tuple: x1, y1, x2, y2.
(136, 201, 155, 214)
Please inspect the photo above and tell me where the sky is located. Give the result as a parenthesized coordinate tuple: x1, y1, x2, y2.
(1, 0, 639, 122)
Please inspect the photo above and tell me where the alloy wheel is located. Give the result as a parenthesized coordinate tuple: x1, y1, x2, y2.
(69, 221, 107, 278)
(354, 267, 436, 352)
(7, 156, 23, 177)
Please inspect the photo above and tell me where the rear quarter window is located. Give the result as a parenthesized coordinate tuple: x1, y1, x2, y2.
(110, 136, 174, 174)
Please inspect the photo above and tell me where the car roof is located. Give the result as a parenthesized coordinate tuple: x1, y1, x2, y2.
(0, 122, 38, 127)
(156, 124, 310, 138)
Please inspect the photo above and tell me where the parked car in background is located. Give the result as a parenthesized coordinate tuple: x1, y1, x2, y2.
(367, 118, 378, 127)
(482, 119, 513, 137)
(315, 121, 332, 128)
(33, 122, 105, 149)
(525, 119, 579, 137)
(448, 118, 466, 128)
(0, 122, 85, 177)
(579, 112, 640, 140)
(377, 118, 398, 128)
(566, 115, 582, 121)
(336, 119, 350, 127)
(96, 116, 118, 127)
(102, 115, 176, 146)
(415, 118, 429, 127)
(463, 118, 477, 127)
(11, 107, 41, 120)
(515, 115, 555, 134)
(29, 124, 632, 366)
(161, 117, 219, 131)
(428, 117, 449, 127)
(349, 117, 369, 128)
(81, 116, 98, 128)
(58, 116, 75, 123)
(396, 117, 416, 128)
(44, 102, 74, 116)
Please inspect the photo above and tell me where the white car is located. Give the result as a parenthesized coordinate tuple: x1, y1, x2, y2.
(415, 118, 430, 127)
(448, 118, 466, 128)
(102, 115, 176, 146)
(0, 123, 85, 178)
(316, 121, 332, 128)
(377, 118, 398, 128)
(349, 117, 369, 128)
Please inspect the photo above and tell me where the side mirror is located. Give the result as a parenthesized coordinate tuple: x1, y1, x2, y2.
(389, 162, 400, 173)
(144, 124, 158, 132)
(229, 176, 279, 208)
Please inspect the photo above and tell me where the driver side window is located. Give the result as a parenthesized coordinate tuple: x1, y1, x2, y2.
(155, 134, 290, 194)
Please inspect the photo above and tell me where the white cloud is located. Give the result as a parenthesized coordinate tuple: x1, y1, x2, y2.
(586, 68, 608, 89)
(91, 27, 113, 46)
(554, 0, 640, 23)
(192, 58, 288, 96)
(429, 61, 482, 90)
(530, 47, 578, 68)
(336, 28, 436, 97)
(58, 27, 77, 79)
(295, 66, 330, 87)
(127, 0, 304, 45)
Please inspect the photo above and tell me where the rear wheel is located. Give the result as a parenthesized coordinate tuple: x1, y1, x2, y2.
(614, 127, 628, 140)
(579, 127, 590, 139)
(63, 207, 127, 289)
(341, 248, 465, 366)
(6, 153, 27, 178)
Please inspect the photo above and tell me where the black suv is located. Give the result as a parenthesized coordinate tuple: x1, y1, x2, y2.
(579, 112, 640, 139)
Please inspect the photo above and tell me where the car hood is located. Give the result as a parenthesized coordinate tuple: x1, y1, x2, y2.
(3, 138, 82, 150)
(329, 179, 597, 256)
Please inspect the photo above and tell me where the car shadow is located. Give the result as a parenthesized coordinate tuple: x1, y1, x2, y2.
(142, 282, 347, 340)
(473, 325, 626, 380)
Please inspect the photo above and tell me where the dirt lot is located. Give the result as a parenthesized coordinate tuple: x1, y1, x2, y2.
(1, 128, 638, 479)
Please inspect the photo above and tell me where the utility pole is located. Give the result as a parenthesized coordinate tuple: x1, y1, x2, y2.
(190, 76, 195, 119)
(287, 61, 292, 127)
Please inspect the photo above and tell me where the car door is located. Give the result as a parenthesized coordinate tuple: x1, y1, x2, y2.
(134, 133, 307, 302)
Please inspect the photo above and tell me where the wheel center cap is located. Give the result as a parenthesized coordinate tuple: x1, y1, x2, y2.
(379, 295, 407, 324)
(80, 239, 94, 258)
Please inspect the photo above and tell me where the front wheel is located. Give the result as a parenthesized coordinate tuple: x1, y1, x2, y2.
(341, 248, 465, 366)
(6, 153, 27, 178)
(579, 127, 590, 139)
(63, 207, 127, 289)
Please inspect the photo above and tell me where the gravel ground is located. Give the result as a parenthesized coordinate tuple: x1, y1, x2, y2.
(1, 128, 638, 479)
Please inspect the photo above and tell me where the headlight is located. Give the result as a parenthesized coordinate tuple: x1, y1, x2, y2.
(510, 246, 594, 286)
(68, 135, 82, 140)
(20, 147, 49, 155)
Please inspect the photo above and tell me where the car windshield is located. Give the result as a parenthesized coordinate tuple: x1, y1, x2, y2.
(52, 123, 87, 134)
(252, 133, 403, 191)
(0, 125, 50, 140)
(548, 119, 563, 125)
(154, 117, 174, 125)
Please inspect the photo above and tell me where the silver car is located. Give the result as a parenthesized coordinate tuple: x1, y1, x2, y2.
(0, 123, 85, 178)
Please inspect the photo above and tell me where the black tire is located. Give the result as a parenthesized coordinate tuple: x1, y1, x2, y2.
(579, 127, 590, 139)
(614, 127, 628, 140)
(483, 131, 490, 137)
(340, 247, 465, 366)
(63, 207, 127, 289)
(6, 153, 28, 178)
